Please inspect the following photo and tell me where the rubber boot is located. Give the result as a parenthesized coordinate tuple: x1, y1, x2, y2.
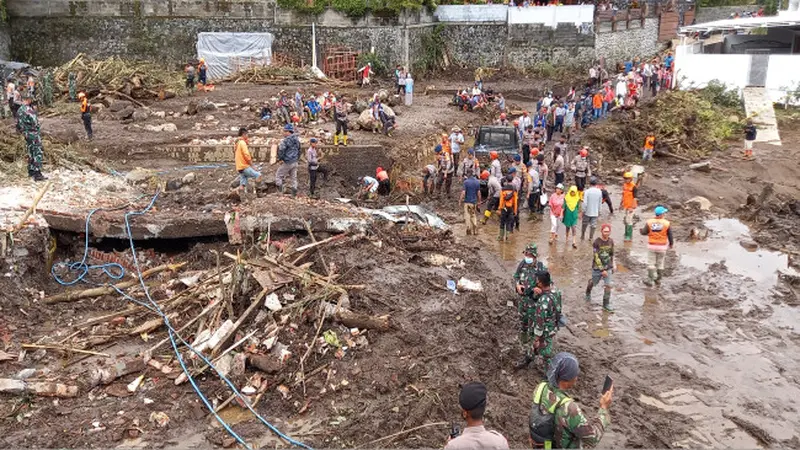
(497, 228, 505, 241)
(333, 133, 339, 146)
(342, 134, 348, 147)
(589, 226, 596, 241)
(624, 224, 633, 241)
(584, 281, 593, 302)
(644, 269, 656, 286)
(655, 269, 663, 285)
(602, 288, 614, 312)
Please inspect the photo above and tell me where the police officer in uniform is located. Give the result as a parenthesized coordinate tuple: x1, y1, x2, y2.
(445, 382, 509, 450)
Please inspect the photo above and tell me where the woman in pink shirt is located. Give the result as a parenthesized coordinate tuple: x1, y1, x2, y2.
(548, 183, 565, 244)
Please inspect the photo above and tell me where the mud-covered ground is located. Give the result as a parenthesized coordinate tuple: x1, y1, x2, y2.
(1, 75, 799, 449)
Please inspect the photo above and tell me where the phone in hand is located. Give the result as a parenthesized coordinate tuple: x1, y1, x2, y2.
(450, 422, 461, 439)
(602, 375, 614, 394)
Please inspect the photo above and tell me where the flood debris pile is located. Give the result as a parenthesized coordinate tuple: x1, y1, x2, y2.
(0, 128, 94, 179)
(53, 53, 185, 101)
(1, 224, 400, 423)
(586, 89, 742, 159)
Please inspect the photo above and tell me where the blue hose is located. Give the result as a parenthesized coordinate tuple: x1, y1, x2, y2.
(52, 191, 314, 450)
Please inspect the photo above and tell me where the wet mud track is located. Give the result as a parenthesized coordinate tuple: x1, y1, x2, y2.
(458, 196, 800, 448)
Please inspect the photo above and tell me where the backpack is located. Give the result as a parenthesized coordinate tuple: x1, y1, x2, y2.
(529, 382, 571, 449)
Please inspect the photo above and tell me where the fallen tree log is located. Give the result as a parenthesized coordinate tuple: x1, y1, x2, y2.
(0, 379, 79, 398)
(334, 310, 391, 331)
(45, 263, 186, 304)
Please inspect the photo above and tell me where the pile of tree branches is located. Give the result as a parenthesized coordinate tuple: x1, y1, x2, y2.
(586, 88, 742, 159)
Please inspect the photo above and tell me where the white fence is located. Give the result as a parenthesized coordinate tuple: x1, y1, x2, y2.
(674, 44, 800, 102)
(434, 4, 594, 27)
(508, 5, 595, 26)
(434, 5, 508, 22)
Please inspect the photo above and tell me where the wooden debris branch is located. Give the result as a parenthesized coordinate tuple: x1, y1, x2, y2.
(11, 181, 51, 233)
(21, 343, 109, 358)
(45, 262, 187, 304)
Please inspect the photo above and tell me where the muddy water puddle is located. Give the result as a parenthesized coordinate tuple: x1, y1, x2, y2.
(454, 205, 800, 446)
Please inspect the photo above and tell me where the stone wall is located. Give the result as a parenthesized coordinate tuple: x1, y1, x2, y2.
(0, 24, 10, 60)
(694, 5, 755, 23)
(6, 0, 656, 72)
(595, 17, 661, 65)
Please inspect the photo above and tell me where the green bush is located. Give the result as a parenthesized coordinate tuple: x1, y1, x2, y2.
(412, 24, 447, 75)
(357, 52, 388, 76)
(277, 0, 435, 18)
(697, 80, 742, 110)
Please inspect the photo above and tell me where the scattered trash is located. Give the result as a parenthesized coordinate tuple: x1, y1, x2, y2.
(323, 330, 341, 348)
(277, 384, 291, 399)
(457, 278, 483, 292)
(425, 254, 465, 268)
(264, 293, 283, 311)
(149, 411, 170, 428)
(126, 374, 145, 393)
(241, 385, 257, 395)
(446, 280, 457, 293)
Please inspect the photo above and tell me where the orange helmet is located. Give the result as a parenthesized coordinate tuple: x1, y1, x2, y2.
(513, 120, 519, 127)
(531, 148, 540, 157)
(480, 170, 490, 180)
(580, 148, 589, 157)
(500, 113, 507, 119)
(490, 151, 498, 160)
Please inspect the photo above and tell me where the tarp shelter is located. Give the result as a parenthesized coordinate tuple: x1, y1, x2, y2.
(196, 32, 274, 81)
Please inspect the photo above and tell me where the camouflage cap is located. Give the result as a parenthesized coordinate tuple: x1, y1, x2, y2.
(523, 242, 538, 257)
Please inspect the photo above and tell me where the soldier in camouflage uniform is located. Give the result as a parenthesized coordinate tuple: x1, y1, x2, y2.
(42, 71, 54, 107)
(533, 352, 613, 449)
(517, 270, 561, 370)
(514, 242, 546, 370)
(68, 72, 77, 102)
(17, 94, 47, 181)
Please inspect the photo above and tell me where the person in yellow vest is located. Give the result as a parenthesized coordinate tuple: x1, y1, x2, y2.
(640, 206, 673, 286)
(78, 92, 92, 140)
(620, 171, 640, 241)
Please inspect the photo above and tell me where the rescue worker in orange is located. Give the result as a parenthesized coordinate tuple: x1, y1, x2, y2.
(620, 171, 640, 241)
(234, 127, 261, 192)
(78, 91, 93, 140)
(498, 174, 518, 241)
(640, 206, 673, 286)
(642, 133, 656, 162)
(376, 166, 391, 196)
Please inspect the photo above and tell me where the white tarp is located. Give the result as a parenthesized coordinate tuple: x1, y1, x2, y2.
(196, 32, 274, 81)
(508, 5, 594, 27)
(435, 5, 508, 22)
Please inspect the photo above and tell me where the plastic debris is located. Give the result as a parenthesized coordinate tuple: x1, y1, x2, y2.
(149, 411, 170, 428)
(457, 278, 483, 292)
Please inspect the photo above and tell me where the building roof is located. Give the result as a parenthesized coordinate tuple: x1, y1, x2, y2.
(679, 12, 800, 34)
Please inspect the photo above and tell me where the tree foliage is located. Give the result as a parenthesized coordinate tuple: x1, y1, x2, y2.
(277, 0, 438, 18)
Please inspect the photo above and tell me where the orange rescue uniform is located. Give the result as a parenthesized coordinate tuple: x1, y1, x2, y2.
(235, 138, 252, 171)
(80, 97, 89, 114)
(621, 181, 638, 210)
(645, 218, 670, 246)
(376, 169, 389, 182)
(644, 135, 655, 150)
(498, 189, 518, 214)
